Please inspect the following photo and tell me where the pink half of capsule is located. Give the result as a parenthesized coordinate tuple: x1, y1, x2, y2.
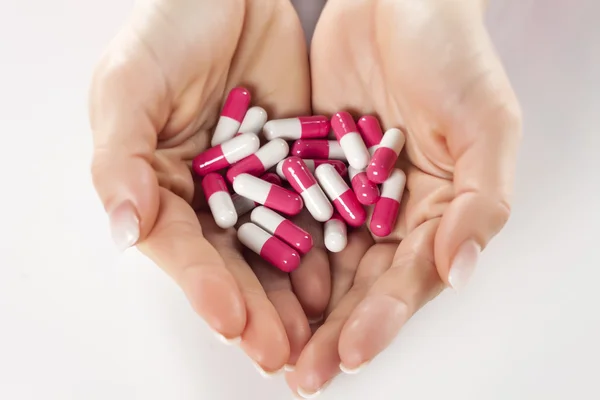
(367, 128, 406, 184)
(211, 86, 251, 146)
(315, 163, 366, 227)
(276, 159, 347, 180)
(331, 111, 370, 170)
(357, 115, 384, 154)
(263, 115, 330, 140)
(370, 168, 406, 237)
(237, 223, 301, 273)
(202, 173, 237, 229)
(251, 206, 313, 255)
(281, 157, 333, 222)
(233, 173, 303, 216)
(291, 140, 347, 160)
(193, 133, 259, 176)
(231, 173, 282, 216)
(348, 166, 380, 205)
(226, 139, 289, 183)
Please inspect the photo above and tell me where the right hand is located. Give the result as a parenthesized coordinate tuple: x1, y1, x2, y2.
(89, 0, 328, 373)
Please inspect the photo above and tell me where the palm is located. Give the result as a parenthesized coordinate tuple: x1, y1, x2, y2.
(284, 0, 497, 393)
(92, 0, 328, 372)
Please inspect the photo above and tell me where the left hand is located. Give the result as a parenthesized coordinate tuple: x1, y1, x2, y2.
(286, 0, 522, 396)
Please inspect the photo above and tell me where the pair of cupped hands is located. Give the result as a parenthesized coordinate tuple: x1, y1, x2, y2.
(90, 0, 521, 397)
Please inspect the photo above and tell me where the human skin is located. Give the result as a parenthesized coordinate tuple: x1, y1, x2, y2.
(89, 0, 331, 374)
(285, 0, 522, 397)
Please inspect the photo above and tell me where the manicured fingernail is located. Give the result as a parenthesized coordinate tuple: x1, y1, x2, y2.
(214, 332, 241, 346)
(339, 361, 369, 374)
(108, 200, 139, 251)
(297, 387, 322, 399)
(284, 364, 296, 372)
(448, 240, 481, 291)
(252, 361, 282, 378)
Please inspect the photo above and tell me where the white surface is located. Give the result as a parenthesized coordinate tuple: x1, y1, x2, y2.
(301, 185, 334, 223)
(254, 139, 289, 169)
(324, 219, 348, 254)
(237, 223, 270, 255)
(221, 132, 260, 163)
(239, 106, 268, 135)
(211, 116, 241, 146)
(379, 128, 405, 154)
(339, 132, 370, 170)
(0, 0, 599, 400)
(315, 164, 349, 199)
(380, 169, 406, 200)
(207, 192, 237, 229)
(232, 174, 271, 204)
(263, 118, 303, 140)
(251, 207, 286, 235)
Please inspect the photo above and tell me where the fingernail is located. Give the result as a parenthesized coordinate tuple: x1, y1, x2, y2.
(214, 332, 241, 346)
(448, 240, 481, 291)
(252, 360, 282, 378)
(284, 364, 296, 372)
(297, 381, 331, 399)
(108, 200, 139, 251)
(308, 315, 324, 324)
(339, 361, 369, 374)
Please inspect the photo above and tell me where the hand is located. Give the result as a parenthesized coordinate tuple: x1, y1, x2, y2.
(286, 0, 522, 396)
(89, 0, 329, 373)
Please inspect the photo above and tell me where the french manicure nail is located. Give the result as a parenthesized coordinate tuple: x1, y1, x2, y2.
(214, 332, 241, 346)
(339, 361, 369, 374)
(448, 240, 481, 291)
(284, 364, 296, 372)
(297, 387, 322, 399)
(108, 200, 139, 251)
(252, 361, 282, 378)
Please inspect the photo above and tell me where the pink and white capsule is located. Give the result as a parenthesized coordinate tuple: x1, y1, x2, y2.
(367, 128, 405, 184)
(201, 173, 237, 229)
(281, 157, 333, 222)
(370, 168, 406, 237)
(315, 163, 366, 227)
(238, 106, 268, 135)
(324, 213, 347, 253)
(251, 206, 313, 255)
(348, 166, 380, 205)
(226, 139, 288, 183)
(263, 116, 330, 140)
(331, 112, 371, 170)
(193, 133, 259, 176)
(237, 223, 301, 273)
(291, 140, 346, 160)
(233, 173, 303, 216)
(276, 159, 347, 180)
(231, 173, 281, 216)
(211, 87, 251, 146)
(357, 115, 384, 155)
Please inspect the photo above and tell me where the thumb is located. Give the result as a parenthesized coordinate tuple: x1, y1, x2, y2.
(89, 42, 167, 250)
(434, 24, 523, 290)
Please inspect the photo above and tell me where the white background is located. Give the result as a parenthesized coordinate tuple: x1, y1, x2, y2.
(1, 0, 599, 399)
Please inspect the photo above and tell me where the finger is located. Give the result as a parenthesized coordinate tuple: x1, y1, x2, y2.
(289, 210, 331, 321)
(90, 43, 168, 250)
(433, 18, 523, 290)
(287, 244, 396, 398)
(137, 189, 246, 340)
(201, 215, 290, 373)
(326, 228, 373, 315)
(247, 251, 310, 371)
(338, 219, 444, 373)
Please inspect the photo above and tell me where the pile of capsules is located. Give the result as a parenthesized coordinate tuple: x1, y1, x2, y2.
(193, 87, 406, 273)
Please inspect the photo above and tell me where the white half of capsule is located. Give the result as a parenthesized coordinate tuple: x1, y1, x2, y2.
(237, 223, 271, 255)
(276, 159, 317, 179)
(263, 118, 303, 140)
(231, 194, 256, 216)
(368, 145, 378, 156)
(328, 141, 347, 160)
(324, 218, 347, 253)
(239, 106, 268, 134)
(379, 128, 406, 155)
(251, 206, 285, 235)
(222, 133, 260, 164)
(212, 116, 241, 146)
(254, 139, 289, 169)
(302, 185, 333, 222)
(207, 191, 237, 228)
(338, 132, 370, 170)
(232, 173, 271, 205)
(348, 165, 362, 180)
(381, 169, 406, 200)
(315, 164, 349, 200)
